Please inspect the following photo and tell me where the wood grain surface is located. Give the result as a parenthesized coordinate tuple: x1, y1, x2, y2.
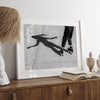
(0, 76, 100, 100)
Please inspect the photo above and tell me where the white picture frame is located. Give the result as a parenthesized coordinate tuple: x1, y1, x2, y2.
(16, 18, 82, 79)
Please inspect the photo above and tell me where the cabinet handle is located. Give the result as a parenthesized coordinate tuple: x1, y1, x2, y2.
(12, 93, 17, 100)
(66, 86, 73, 96)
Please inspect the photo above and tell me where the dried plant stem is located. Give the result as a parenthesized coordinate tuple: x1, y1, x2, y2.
(0, 6, 20, 43)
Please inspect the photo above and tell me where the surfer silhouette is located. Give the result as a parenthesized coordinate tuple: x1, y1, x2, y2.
(27, 34, 62, 56)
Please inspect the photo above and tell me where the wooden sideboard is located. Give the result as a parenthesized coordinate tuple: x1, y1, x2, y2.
(0, 76, 100, 100)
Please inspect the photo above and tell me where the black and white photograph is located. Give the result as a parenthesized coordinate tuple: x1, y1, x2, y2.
(24, 24, 78, 70)
(17, 19, 82, 79)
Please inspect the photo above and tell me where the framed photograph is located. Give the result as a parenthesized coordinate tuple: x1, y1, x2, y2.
(16, 18, 82, 79)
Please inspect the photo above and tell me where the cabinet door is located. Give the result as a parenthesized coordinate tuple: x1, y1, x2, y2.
(45, 85, 64, 100)
(8, 88, 42, 100)
(63, 83, 88, 100)
(90, 81, 100, 100)
(0, 92, 7, 100)
(8, 89, 29, 100)
(30, 88, 43, 100)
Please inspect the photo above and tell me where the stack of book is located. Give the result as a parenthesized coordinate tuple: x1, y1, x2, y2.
(60, 71, 100, 81)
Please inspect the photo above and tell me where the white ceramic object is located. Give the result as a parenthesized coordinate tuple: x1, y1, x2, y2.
(0, 46, 10, 86)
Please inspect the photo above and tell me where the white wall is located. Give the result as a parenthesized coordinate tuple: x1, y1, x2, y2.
(0, 0, 100, 79)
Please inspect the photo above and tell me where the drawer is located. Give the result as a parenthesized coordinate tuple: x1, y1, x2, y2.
(0, 92, 8, 100)
(89, 81, 100, 100)
(45, 85, 64, 100)
(45, 83, 88, 100)
(7, 88, 42, 100)
(64, 83, 88, 100)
